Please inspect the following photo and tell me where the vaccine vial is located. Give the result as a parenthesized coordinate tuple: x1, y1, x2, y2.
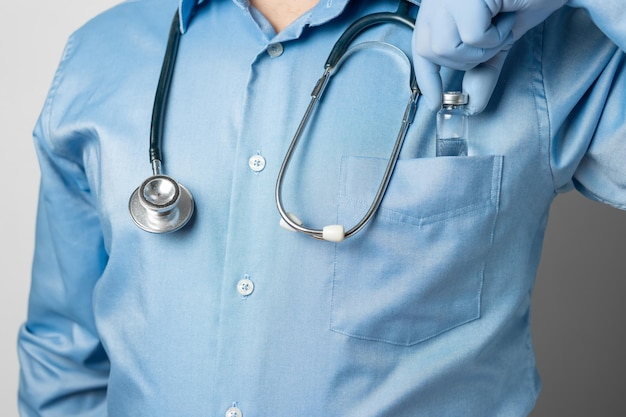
(436, 91, 469, 157)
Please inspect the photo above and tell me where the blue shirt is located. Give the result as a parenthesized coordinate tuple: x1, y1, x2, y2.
(18, 0, 626, 416)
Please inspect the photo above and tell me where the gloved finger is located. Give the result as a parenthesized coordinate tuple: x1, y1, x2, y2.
(462, 48, 510, 114)
(415, 12, 513, 70)
(454, 6, 516, 49)
(412, 52, 443, 111)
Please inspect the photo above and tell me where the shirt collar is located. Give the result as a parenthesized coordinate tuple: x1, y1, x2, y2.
(179, 0, 204, 33)
(178, 0, 420, 33)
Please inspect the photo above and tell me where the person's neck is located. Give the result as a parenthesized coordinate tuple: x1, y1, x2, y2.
(250, 0, 320, 32)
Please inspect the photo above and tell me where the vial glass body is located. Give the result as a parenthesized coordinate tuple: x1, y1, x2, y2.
(436, 92, 469, 157)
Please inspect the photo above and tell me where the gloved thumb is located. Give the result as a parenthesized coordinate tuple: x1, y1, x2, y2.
(462, 48, 510, 114)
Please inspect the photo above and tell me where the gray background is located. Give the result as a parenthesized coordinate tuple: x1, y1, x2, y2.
(1, 1, 624, 416)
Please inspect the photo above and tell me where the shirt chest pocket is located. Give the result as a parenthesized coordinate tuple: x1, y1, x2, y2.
(330, 155, 504, 346)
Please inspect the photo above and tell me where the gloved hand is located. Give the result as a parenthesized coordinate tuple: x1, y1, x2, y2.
(413, 0, 568, 114)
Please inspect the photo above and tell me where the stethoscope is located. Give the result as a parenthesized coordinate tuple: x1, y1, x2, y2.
(129, 0, 420, 241)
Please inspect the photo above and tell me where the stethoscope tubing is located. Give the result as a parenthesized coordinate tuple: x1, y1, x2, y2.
(275, 5, 419, 241)
(325, 9, 415, 69)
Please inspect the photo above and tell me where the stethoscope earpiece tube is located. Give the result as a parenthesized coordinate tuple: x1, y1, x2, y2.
(129, 11, 195, 234)
(276, 1, 420, 242)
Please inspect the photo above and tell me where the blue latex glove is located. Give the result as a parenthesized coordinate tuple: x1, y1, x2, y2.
(413, 0, 568, 114)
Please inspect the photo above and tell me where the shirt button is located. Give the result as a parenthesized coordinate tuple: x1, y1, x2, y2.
(267, 42, 284, 57)
(225, 406, 243, 417)
(248, 154, 266, 172)
(237, 277, 255, 296)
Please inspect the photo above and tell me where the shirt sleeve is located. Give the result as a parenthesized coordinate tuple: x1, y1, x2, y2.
(17, 34, 110, 417)
(544, 4, 626, 210)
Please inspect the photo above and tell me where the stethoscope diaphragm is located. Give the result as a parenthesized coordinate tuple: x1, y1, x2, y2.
(129, 175, 194, 233)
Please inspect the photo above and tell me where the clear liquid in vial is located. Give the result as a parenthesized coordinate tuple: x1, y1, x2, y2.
(436, 138, 468, 157)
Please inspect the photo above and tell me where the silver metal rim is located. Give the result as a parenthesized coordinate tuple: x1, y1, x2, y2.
(129, 183, 194, 233)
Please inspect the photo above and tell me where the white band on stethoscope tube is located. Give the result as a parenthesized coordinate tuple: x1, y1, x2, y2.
(279, 213, 345, 242)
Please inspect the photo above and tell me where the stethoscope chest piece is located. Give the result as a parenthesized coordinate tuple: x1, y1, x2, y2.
(129, 175, 194, 233)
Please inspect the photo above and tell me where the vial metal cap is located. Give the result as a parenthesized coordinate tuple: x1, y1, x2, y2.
(442, 91, 468, 105)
